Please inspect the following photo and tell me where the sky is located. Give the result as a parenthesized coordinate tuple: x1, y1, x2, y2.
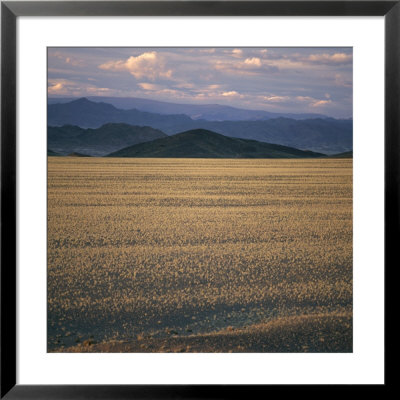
(48, 47, 353, 118)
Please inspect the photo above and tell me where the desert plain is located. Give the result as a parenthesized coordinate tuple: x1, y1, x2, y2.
(48, 157, 352, 352)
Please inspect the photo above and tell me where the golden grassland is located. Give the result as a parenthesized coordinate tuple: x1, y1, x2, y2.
(48, 157, 352, 352)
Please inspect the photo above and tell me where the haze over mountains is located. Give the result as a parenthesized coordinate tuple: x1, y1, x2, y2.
(107, 129, 325, 159)
(48, 98, 352, 155)
(48, 96, 328, 121)
(48, 98, 193, 131)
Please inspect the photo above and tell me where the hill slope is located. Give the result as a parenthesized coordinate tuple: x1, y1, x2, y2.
(327, 151, 353, 158)
(107, 129, 325, 159)
(48, 123, 167, 156)
(48, 98, 352, 154)
(47, 149, 61, 156)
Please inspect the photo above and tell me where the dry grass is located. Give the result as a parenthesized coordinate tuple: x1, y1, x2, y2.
(48, 158, 352, 352)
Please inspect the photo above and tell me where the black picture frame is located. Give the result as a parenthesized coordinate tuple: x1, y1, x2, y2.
(1, 1, 395, 397)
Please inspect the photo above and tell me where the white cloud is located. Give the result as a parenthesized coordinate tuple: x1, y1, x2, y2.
(296, 95, 333, 107)
(99, 52, 173, 80)
(87, 87, 112, 93)
(311, 99, 332, 107)
(221, 91, 240, 97)
(48, 79, 78, 95)
(48, 82, 64, 93)
(214, 56, 273, 76)
(262, 95, 289, 102)
(244, 57, 262, 67)
(232, 49, 243, 57)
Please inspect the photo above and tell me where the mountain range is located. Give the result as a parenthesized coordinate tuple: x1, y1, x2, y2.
(48, 123, 167, 156)
(48, 96, 329, 121)
(107, 129, 325, 159)
(328, 151, 353, 158)
(48, 98, 352, 154)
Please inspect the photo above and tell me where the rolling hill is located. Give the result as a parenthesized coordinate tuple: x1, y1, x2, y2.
(107, 129, 325, 159)
(198, 117, 352, 155)
(48, 123, 167, 156)
(65, 152, 91, 157)
(328, 151, 353, 158)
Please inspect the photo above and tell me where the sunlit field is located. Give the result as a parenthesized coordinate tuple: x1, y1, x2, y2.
(48, 157, 352, 352)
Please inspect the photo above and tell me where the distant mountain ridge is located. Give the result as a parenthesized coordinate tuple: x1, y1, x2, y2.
(48, 96, 329, 121)
(48, 98, 352, 154)
(327, 151, 353, 158)
(107, 129, 325, 159)
(48, 149, 61, 156)
(48, 122, 167, 156)
(48, 98, 193, 130)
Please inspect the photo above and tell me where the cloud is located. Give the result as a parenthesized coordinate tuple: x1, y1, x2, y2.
(65, 57, 85, 67)
(48, 79, 78, 95)
(221, 91, 240, 97)
(232, 49, 243, 57)
(48, 78, 114, 97)
(99, 51, 173, 80)
(296, 96, 314, 102)
(146, 88, 183, 98)
(262, 95, 289, 102)
(48, 82, 64, 93)
(307, 53, 352, 65)
(174, 82, 195, 89)
(198, 49, 216, 54)
(50, 51, 86, 67)
(215, 57, 276, 76)
(138, 82, 161, 91)
(86, 87, 112, 94)
(257, 50, 352, 70)
(296, 95, 333, 107)
(47, 47, 352, 117)
(311, 99, 332, 107)
(244, 57, 262, 67)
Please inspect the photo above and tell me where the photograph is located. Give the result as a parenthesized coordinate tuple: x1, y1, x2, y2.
(47, 47, 353, 353)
